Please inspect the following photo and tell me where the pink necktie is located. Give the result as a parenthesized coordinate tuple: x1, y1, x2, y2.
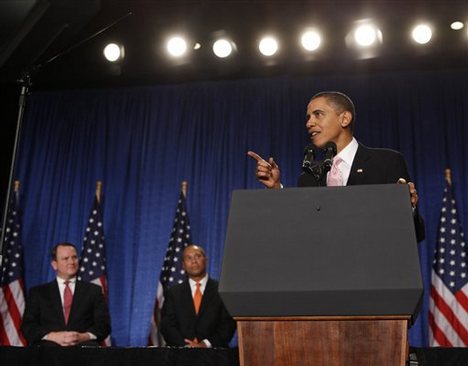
(327, 157, 344, 186)
(63, 281, 73, 324)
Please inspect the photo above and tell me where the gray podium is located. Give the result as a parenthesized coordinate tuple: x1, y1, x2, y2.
(219, 184, 423, 366)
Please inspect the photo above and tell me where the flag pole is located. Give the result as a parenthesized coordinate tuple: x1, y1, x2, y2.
(96, 181, 102, 203)
(181, 180, 188, 198)
(444, 168, 451, 186)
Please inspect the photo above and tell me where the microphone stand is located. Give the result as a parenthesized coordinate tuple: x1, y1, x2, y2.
(302, 143, 336, 186)
(0, 11, 132, 266)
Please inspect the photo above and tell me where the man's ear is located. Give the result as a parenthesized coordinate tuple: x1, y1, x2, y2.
(340, 111, 352, 128)
(51, 260, 58, 271)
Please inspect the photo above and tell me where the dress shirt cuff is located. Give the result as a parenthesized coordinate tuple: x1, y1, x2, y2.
(87, 332, 97, 340)
(202, 339, 212, 348)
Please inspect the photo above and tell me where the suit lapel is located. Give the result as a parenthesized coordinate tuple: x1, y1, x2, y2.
(181, 281, 197, 318)
(68, 281, 81, 325)
(49, 281, 66, 326)
(197, 279, 215, 317)
(347, 144, 371, 185)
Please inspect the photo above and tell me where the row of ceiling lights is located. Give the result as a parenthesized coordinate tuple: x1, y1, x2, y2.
(103, 21, 466, 62)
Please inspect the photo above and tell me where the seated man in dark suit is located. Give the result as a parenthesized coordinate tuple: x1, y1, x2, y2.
(21, 242, 111, 346)
(160, 244, 236, 348)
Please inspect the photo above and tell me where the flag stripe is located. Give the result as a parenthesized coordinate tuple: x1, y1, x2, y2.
(0, 314, 11, 346)
(431, 274, 468, 322)
(1, 188, 27, 346)
(428, 310, 453, 347)
(2, 281, 24, 335)
(429, 179, 468, 348)
(454, 288, 468, 314)
(0, 289, 12, 346)
(430, 280, 468, 345)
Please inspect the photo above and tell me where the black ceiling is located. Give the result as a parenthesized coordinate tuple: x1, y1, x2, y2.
(0, 0, 468, 88)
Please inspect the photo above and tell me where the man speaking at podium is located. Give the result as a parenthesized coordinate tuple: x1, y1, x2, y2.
(248, 91, 425, 242)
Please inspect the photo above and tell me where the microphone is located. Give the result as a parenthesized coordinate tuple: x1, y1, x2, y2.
(322, 141, 337, 172)
(302, 144, 316, 174)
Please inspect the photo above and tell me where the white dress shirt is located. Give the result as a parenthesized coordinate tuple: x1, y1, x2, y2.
(327, 137, 359, 185)
(56, 276, 76, 307)
(188, 274, 208, 297)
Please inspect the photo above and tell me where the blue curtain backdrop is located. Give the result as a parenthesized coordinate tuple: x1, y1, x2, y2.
(15, 69, 468, 346)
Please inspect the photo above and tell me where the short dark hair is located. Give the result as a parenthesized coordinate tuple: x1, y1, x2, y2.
(311, 91, 356, 132)
(183, 244, 206, 258)
(51, 242, 78, 260)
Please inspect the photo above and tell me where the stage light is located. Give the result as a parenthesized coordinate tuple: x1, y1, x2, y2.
(167, 36, 188, 57)
(259, 36, 278, 56)
(103, 43, 124, 62)
(354, 24, 381, 47)
(213, 39, 234, 58)
(412, 24, 432, 44)
(450, 21, 464, 30)
(301, 30, 321, 51)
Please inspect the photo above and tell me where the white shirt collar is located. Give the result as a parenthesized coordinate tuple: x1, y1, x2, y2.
(336, 137, 358, 167)
(188, 274, 208, 289)
(56, 276, 77, 303)
(56, 276, 77, 285)
(330, 137, 358, 185)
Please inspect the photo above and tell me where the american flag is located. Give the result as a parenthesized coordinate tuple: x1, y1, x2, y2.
(429, 174, 468, 347)
(0, 181, 27, 346)
(78, 182, 111, 346)
(148, 186, 192, 345)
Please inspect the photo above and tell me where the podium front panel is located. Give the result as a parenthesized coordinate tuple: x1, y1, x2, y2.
(219, 184, 423, 317)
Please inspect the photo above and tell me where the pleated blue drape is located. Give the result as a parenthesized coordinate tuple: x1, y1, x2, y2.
(16, 69, 468, 346)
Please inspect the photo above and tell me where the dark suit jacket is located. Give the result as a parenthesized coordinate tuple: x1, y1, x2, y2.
(20, 280, 111, 345)
(298, 143, 425, 241)
(160, 278, 236, 347)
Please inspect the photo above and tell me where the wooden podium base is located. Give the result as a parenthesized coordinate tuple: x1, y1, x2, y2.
(236, 316, 410, 366)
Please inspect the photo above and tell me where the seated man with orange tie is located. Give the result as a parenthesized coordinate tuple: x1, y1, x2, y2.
(160, 244, 236, 348)
(247, 90, 425, 242)
(21, 242, 111, 346)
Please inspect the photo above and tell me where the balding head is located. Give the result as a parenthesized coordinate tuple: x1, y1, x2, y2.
(182, 244, 207, 281)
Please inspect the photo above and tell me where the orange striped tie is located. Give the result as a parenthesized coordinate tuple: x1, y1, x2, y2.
(193, 282, 202, 314)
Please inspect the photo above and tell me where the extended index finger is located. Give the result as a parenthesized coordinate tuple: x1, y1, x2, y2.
(247, 150, 264, 162)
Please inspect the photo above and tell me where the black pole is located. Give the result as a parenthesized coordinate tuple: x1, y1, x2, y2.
(0, 11, 132, 266)
(0, 75, 30, 266)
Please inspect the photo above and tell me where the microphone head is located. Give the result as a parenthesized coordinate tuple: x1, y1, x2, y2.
(302, 144, 316, 173)
(322, 141, 337, 172)
(303, 144, 316, 153)
(323, 141, 337, 156)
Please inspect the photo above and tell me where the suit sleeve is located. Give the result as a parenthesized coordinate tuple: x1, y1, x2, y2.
(20, 287, 48, 344)
(206, 300, 236, 347)
(388, 151, 425, 242)
(87, 285, 111, 340)
(160, 288, 186, 346)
